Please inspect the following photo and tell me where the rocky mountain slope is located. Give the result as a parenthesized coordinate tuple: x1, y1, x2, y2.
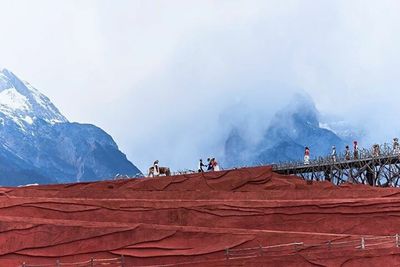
(224, 94, 348, 167)
(0, 69, 141, 186)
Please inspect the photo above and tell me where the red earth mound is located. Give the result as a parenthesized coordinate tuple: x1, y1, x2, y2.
(2, 166, 400, 266)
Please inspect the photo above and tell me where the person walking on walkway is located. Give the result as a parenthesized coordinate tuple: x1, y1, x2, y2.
(372, 144, 380, 157)
(304, 147, 310, 165)
(393, 138, 400, 155)
(353, 141, 359, 160)
(345, 145, 351, 160)
(331, 146, 337, 163)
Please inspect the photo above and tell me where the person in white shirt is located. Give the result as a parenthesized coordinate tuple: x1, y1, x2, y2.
(331, 146, 337, 162)
(153, 160, 160, 176)
(393, 138, 400, 155)
(212, 158, 220, 171)
(304, 147, 310, 165)
(353, 141, 359, 159)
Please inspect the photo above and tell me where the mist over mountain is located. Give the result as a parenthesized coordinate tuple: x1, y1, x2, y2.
(0, 69, 141, 186)
(224, 94, 352, 167)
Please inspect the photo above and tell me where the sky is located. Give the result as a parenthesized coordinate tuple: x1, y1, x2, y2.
(1, 0, 400, 172)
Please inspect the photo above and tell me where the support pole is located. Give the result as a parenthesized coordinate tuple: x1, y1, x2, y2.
(325, 169, 331, 182)
(225, 248, 229, 260)
(121, 255, 125, 267)
(90, 258, 94, 267)
(294, 242, 302, 251)
(366, 169, 374, 186)
(360, 237, 365, 249)
(396, 234, 399, 248)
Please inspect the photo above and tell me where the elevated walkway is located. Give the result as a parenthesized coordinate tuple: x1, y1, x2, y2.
(273, 147, 400, 186)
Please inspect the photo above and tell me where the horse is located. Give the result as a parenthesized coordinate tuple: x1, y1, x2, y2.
(148, 166, 171, 177)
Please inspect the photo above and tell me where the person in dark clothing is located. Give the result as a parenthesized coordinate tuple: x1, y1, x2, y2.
(198, 159, 207, 172)
(207, 158, 213, 171)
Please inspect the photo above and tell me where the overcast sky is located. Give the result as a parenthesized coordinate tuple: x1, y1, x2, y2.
(1, 0, 400, 171)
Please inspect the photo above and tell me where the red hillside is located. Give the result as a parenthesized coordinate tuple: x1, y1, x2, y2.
(2, 166, 400, 266)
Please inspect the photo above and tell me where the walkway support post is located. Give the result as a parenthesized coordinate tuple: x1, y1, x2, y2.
(324, 169, 331, 182)
(225, 248, 229, 260)
(121, 255, 125, 267)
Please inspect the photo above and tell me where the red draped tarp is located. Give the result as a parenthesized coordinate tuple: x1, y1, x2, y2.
(1, 166, 400, 266)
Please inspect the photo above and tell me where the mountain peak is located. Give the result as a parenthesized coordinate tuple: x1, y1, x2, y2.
(0, 68, 142, 185)
(1, 68, 14, 76)
(272, 93, 319, 128)
(223, 92, 346, 167)
(0, 69, 67, 126)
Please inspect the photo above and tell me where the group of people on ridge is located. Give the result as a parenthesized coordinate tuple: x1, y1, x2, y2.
(148, 158, 220, 177)
(304, 138, 400, 165)
(198, 158, 220, 172)
(151, 138, 400, 175)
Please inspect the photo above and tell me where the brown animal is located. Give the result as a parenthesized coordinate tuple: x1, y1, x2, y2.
(148, 166, 171, 177)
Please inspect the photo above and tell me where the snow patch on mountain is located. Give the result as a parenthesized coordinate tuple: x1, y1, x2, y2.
(0, 69, 67, 129)
(0, 88, 30, 111)
(318, 122, 334, 132)
(319, 114, 363, 142)
(0, 68, 142, 185)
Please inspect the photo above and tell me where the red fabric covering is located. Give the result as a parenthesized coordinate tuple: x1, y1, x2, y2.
(1, 166, 400, 266)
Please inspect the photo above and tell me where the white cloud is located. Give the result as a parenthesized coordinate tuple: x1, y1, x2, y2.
(1, 0, 400, 171)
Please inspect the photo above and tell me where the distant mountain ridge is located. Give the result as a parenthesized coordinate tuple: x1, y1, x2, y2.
(224, 94, 348, 167)
(0, 69, 141, 186)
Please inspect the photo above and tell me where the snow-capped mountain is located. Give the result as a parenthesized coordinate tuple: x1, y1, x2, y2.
(0, 69, 67, 126)
(0, 69, 141, 186)
(224, 93, 349, 167)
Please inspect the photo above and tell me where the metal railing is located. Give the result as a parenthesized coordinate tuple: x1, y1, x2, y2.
(225, 234, 400, 260)
(21, 256, 124, 267)
(272, 143, 399, 171)
(18, 235, 400, 266)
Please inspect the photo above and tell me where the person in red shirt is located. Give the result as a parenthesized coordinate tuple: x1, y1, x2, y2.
(212, 158, 220, 171)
